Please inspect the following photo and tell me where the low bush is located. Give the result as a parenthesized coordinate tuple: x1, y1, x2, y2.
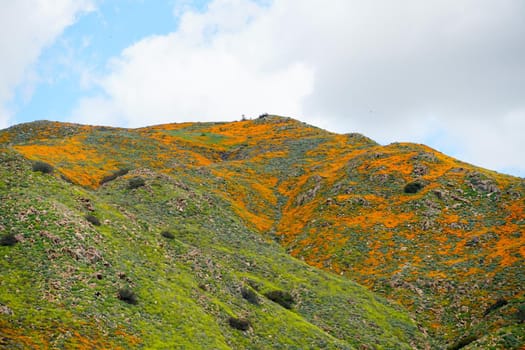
(161, 231, 175, 239)
(86, 214, 101, 226)
(0, 233, 18, 246)
(483, 298, 508, 316)
(127, 177, 145, 190)
(448, 335, 478, 350)
(241, 287, 259, 305)
(32, 161, 53, 174)
(228, 317, 250, 331)
(404, 181, 424, 194)
(118, 288, 138, 305)
(100, 168, 129, 185)
(264, 290, 295, 309)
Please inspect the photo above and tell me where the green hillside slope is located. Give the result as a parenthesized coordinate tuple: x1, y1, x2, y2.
(0, 148, 428, 348)
(1, 116, 523, 349)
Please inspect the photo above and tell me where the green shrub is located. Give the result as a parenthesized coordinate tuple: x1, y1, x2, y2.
(264, 290, 294, 309)
(483, 298, 507, 316)
(0, 233, 18, 246)
(404, 181, 424, 194)
(100, 168, 129, 185)
(161, 231, 175, 239)
(241, 287, 259, 305)
(228, 317, 250, 331)
(86, 214, 101, 226)
(127, 177, 145, 189)
(448, 335, 478, 350)
(118, 288, 138, 305)
(32, 161, 53, 174)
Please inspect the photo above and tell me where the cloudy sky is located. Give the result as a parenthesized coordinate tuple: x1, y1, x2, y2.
(1, 0, 524, 176)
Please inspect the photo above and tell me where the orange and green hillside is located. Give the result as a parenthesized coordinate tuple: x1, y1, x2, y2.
(1, 115, 523, 349)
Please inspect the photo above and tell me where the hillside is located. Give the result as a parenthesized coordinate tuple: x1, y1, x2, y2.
(1, 116, 523, 349)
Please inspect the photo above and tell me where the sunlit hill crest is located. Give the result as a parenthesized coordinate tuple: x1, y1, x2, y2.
(0, 115, 523, 349)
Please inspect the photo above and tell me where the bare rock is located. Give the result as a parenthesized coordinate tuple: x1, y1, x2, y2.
(433, 189, 446, 200)
(412, 164, 429, 176)
(296, 175, 323, 206)
(0, 305, 13, 315)
(412, 152, 438, 162)
(467, 172, 500, 194)
(78, 197, 95, 212)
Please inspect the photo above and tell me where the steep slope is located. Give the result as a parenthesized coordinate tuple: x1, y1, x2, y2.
(1, 116, 523, 349)
(275, 140, 524, 348)
(0, 130, 429, 349)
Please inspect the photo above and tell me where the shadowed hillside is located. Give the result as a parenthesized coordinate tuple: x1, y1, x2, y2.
(1, 116, 523, 349)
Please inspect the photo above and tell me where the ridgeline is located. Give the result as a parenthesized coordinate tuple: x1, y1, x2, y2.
(1, 115, 523, 349)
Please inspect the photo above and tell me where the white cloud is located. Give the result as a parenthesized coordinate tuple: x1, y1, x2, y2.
(73, 0, 525, 175)
(0, 0, 94, 128)
(74, 0, 314, 127)
(448, 108, 525, 174)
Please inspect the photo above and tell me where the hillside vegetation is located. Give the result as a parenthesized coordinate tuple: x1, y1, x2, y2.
(1, 115, 523, 349)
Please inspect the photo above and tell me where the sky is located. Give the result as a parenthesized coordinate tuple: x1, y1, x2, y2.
(1, 0, 524, 177)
